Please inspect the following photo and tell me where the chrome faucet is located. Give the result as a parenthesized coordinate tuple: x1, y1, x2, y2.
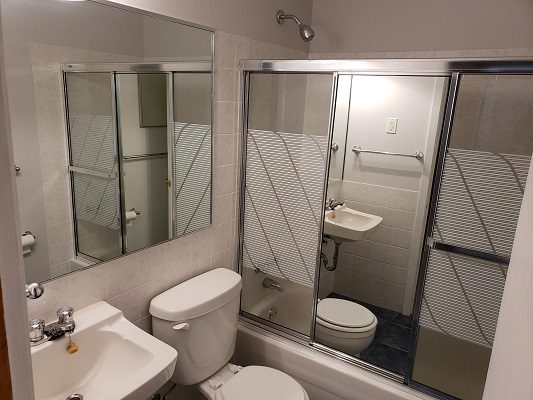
(327, 198, 344, 211)
(28, 306, 76, 346)
(263, 277, 283, 292)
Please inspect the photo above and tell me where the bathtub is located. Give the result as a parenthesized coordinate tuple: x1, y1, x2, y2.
(245, 277, 315, 335)
(233, 322, 431, 400)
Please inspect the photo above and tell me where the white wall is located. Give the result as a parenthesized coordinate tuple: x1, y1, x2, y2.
(333, 75, 446, 314)
(310, 0, 533, 54)
(111, 0, 313, 52)
(343, 76, 440, 191)
(0, 4, 34, 396)
(483, 159, 533, 399)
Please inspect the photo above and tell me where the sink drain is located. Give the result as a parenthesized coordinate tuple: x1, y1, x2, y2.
(66, 394, 83, 400)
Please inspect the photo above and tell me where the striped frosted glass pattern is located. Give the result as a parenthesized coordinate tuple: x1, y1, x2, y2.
(242, 130, 328, 287)
(420, 250, 506, 347)
(66, 72, 120, 231)
(433, 148, 530, 258)
(69, 114, 116, 174)
(173, 122, 212, 236)
(420, 148, 531, 347)
(72, 173, 120, 229)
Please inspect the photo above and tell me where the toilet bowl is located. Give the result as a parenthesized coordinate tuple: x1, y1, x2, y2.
(198, 363, 308, 400)
(150, 268, 309, 400)
(315, 298, 377, 354)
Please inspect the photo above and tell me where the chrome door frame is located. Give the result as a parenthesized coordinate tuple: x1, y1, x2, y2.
(236, 58, 533, 390)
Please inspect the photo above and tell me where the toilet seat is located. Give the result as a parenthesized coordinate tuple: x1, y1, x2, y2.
(316, 298, 377, 333)
(214, 365, 308, 400)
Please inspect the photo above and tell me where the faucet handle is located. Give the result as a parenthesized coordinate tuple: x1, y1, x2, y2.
(57, 306, 74, 324)
(29, 319, 45, 343)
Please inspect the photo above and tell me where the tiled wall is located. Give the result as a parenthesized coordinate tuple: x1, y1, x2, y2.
(450, 74, 533, 156)
(333, 181, 418, 313)
(26, 31, 307, 334)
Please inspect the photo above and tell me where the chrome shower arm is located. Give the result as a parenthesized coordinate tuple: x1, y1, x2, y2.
(277, 10, 303, 27)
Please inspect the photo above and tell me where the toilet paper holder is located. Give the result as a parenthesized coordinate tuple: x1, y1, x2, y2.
(22, 230, 36, 239)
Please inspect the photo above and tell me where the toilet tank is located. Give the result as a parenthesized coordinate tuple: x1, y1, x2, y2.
(150, 268, 242, 385)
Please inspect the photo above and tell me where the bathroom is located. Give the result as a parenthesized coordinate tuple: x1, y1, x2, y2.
(0, 0, 532, 399)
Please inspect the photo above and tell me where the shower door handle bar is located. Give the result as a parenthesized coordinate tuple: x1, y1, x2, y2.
(68, 166, 116, 180)
(352, 146, 424, 160)
(427, 238, 510, 266)
(122, 152, 168, 161)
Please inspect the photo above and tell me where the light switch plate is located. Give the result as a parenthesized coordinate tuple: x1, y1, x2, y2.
(386, 118, 398, 134)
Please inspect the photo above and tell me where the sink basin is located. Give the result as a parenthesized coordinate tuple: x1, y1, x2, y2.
(324, 205, 382, 242)
(31, 301, 177, 400)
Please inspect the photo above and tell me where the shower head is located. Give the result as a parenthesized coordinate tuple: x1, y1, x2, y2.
(276, 10, 315, 42)
(299, 24, 315, 42)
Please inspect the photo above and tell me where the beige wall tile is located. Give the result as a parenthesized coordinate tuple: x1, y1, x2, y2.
(107, 288, 140, 322)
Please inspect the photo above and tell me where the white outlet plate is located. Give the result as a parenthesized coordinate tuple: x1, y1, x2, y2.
(386, 118, 398, 134)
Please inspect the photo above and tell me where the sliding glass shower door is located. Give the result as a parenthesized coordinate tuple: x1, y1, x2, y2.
(411, 74, 533, 399)
(239, 73, 335, 336)
(66, 72, 122, 261)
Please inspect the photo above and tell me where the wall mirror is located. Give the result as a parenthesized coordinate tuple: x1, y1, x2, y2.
(316, 74, 449, 376)
(2, 0, 213, 283)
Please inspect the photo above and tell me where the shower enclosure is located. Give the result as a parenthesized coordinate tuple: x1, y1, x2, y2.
(238, 59, 533, 400)
(64, 63, 212, 264)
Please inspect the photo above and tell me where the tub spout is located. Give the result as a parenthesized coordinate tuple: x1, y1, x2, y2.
(263, 277, 283, 292)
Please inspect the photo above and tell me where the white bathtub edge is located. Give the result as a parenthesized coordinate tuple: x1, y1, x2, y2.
(234, 322, 433, 400)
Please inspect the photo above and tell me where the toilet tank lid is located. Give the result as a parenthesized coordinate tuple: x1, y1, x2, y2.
(150, 268, 242, 321)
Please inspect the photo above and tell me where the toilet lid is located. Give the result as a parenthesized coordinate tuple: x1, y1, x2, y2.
(215, 366, 307, 400)
(316, 298, 375, 328)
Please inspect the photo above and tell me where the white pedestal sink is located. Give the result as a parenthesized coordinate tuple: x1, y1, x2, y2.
(324, 205, 382, 242)
(31, 301, 177, 400)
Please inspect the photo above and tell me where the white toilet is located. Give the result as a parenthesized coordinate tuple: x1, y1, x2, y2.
(315, 298, 377, 354)
(150, 268, 309, 400)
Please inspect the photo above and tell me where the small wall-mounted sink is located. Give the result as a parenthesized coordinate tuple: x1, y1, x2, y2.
(324, 205, 382, 242)
(31, 302, 177, 400)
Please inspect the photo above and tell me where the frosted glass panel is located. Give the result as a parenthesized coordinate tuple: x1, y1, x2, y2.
(173, 72, 212, 236)
(66, 72, 122, 261)
(413, 74, 533, 400)
(240, 73, 334, 336)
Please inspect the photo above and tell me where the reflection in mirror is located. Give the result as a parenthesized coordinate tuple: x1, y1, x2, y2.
(2, 0, 213, 283)
(317, 75, 449, 375)
(239, 73, 335, 336)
